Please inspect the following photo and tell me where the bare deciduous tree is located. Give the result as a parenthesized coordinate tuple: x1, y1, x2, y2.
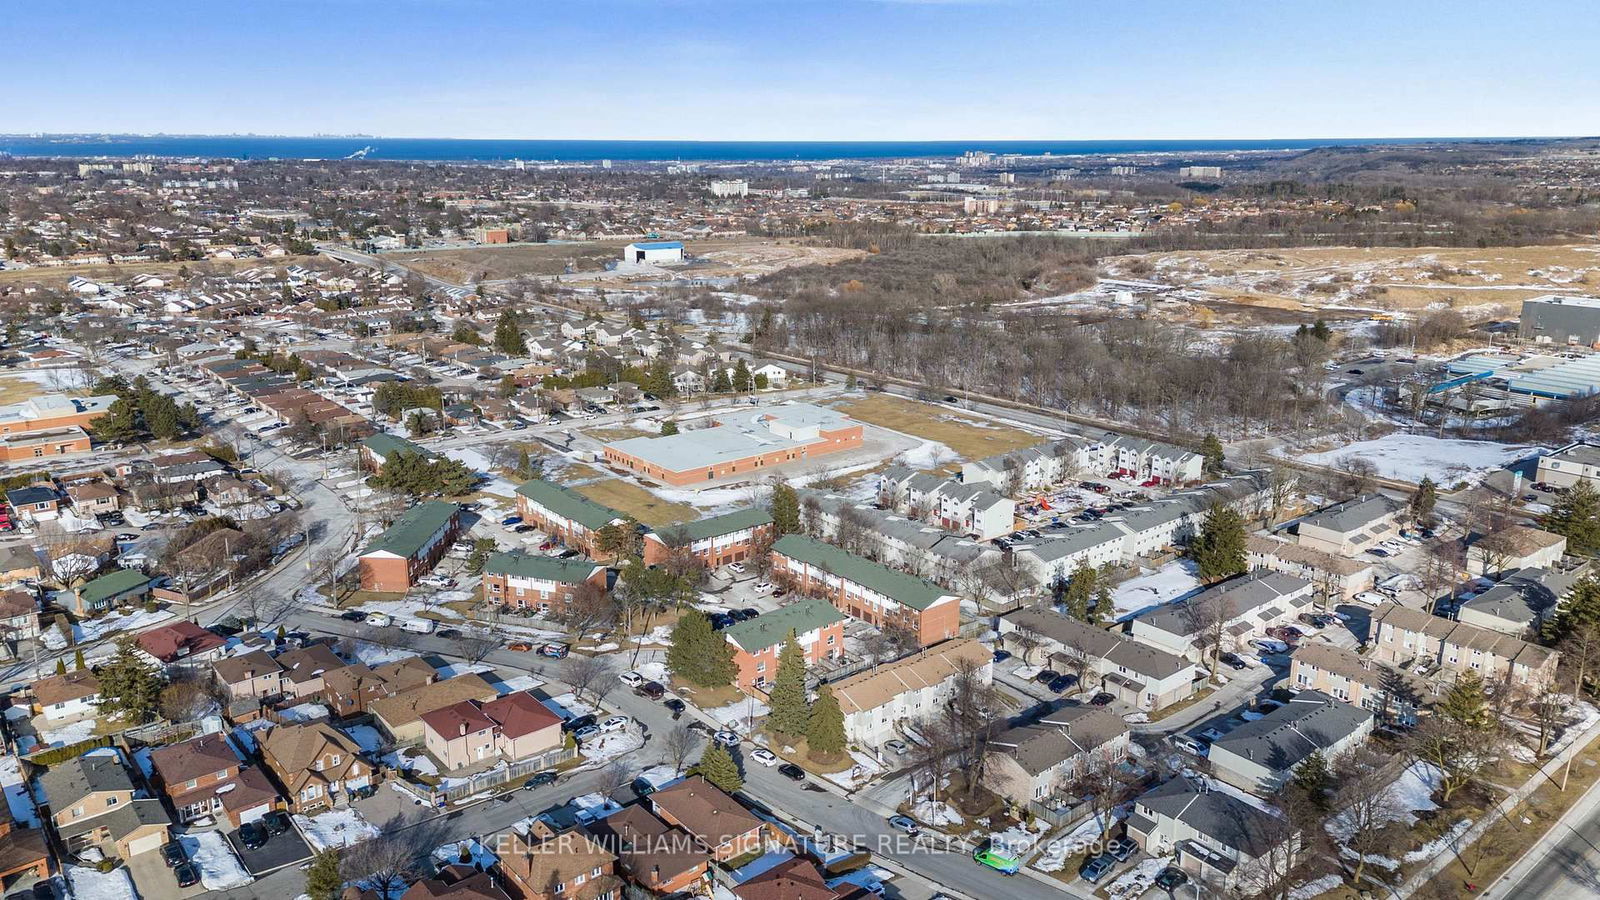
(663, 725, 701, 775)
(564, 654, 616, 705)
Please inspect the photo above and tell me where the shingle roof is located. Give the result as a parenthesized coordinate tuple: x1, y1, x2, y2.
(370, 673, 500, 730)
(1296, 494, 1403, 535)
(148, 733, 240, 787)
(361, 432, 431, 461)
(484, 552, 602, 585)
(39, 753, 135, 807)
(1135, 779, 1282, 857)
(76, 569, 151, 605)
(1210, 690, 1373, 775)
(990, 706, 1128, 775)
(772, 534, 950, 611)
(1373, 603, 1556, 669)
(829, 638, 991, 715)
(723, 597, 846, 654)
(33, 670, 100, 707)
(655, 507, 774, 543)
(1007, 608, 1193, 681)
(649, 775, 765, 849)
(514, 479, 624, 531)
(1133, 571, 1311, 639)
(360, 501, 461, 558)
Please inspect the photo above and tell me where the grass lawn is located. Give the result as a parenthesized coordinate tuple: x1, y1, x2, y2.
(760, 730, 855, 775)
(574, 478, 697, 527)
(317, 584, 408, 610)
(1149, 686, 1216, 723)
(670, 677, 743, 711)
(585, 425, 653, 443)
(558, 462, 601, 483)
(0, 377, 49, 404)
(833, 393, 1041, 461)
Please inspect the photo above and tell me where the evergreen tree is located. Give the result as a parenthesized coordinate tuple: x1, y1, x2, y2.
(73, 648, 85, 670)
(767, 636, 811, 738)
(54, 658, 65, 676)
(146, 395, 182, 440)
(1311, 319, 1332, 342)
(645, 358, 675, 398)
(1545, 576, 1600, 643)
(1199, 433, 1226, 475)
(304, 850, 344, 900)
(1544, 480, 1600, 557)
(98, 637, 163, 724)
(731, 358, 752, 392)
(1291, 750, 1331, 807)
(667, 610, 737, 688)
(1411, 476, 1439, 528)
(493, 310, 528, 356)
(770, 482, 801, 535)
(1062, 564, 1096, 621)
(712, 368, 733, 394)
(660, 420, 680, 436)
(1438, 671, 1492, 731)
(806, 683, 846, 759)
(690, 741, 744, 793)
(88, 397, 140, 444)
(451, 321, 482, 345)
(1189, 504, 1248, 581)
(1090, 583, 1113, 627)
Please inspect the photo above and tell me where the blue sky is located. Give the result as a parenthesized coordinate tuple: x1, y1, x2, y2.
(7, 0, 1597, 140)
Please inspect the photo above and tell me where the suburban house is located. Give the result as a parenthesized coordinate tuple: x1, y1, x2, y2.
(733, 857, 871, 900)
(5, 487, 59, 522)
(65, 481, 120, 516)
(1207, 691, 1376, 793)
(602, 404, 863, 486)
(985, 705, 1131, 805)
(147, 732, 284, 827)
(1369, 603, 1560, 689)
(260, 722, 375, 813)
(322, 657, 438, 718)
(397, 868, 510, 900)
(360, 432, 432, 473)
(584, 805, 709, 896)
(0, 590, 39, 642)
(149, 450, 228, 484)
(829, 638, 993, 748)
(513, 479, 627, 557)
(1000, 608, 1199, 712)
(39, 753, 170, 860)
(495, 828, 622, 900)
(420, 691, 565, 771)
(133, 621, 229, 669)
(1290, 643, 1431, 726)
(370, 673, 501, 746)
(67, 569, 152, 615)
(211, 649, 288, 702)
(1127, 778, 1294, 890)
(32, 670, 100, 721)
(481, 553, 608, 615)
(276, 643, 349, 698)
(648, 776, 779, 863)
(357, 501, 465, 592)
(1245, 534, 1378, 601)
(1291, 494, 1405, 556)
(0, 801, 49, 890)
(723, 596, 847, 693)
(1467, 525, 1569, 578)
(1456, 566, 1586, 636)
(769, 534, 961, 646)
(1536, 441, 1600, 490)
(1127, 571, 1314, 662)
(641, 508, 775, 568)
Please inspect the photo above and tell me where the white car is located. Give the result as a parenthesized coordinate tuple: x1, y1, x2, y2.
(599, 716, 629, 733)
(619, 671, 645, 688)
(749, 748, 778, 767)
(752, 582, 773, 593)
(728, 562, 747, 574)
(714, 730, 741, 748)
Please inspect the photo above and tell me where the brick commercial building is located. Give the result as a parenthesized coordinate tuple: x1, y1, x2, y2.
(642, 508, 775, 568)
(482, 552, 607, 614)
(769, 534, 960, 646)
(723, 596, 847, 693)
(357, 501, 464, 591)
(0, 394, 117, 437)
(603, 404, 864, 486)
(513, 479, 626, 557)
(0, 426, 92, 462)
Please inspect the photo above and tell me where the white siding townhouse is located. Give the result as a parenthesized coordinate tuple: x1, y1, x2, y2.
(962, 432, 1203, 495)
(877, 466, 1015, 541)
(1000, 608, 1200, 712)
(1127, 571, 1314, 662)
(827, 639, 992, 748)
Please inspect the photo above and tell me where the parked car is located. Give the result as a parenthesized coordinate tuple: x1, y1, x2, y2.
(750, 748, 779, 767)
(992, 650, 1011, 664)
(160, 841, 186, 867)
(885, 739, 910, 756)
(601, 716, 630, 732)
(1080, 855, 1115, 884)
(728, 562, 747, 574)
(1107, 837, 1137, 862)
(561, 714, 597, 734)
(752, 582, 773, 593)
(1048, 674, 1079, 693)
(339, 610, 368, 622)
(538, 642, 570, 659)
(573, 725, 601, 742)
(635, 681, 666, 701)
(1154, 867, 1189, 891)
(887, 815, 920, 836)
(664, 698, 686, 716)
(778, 763, 806, 781)
(261, 811, 292, 835)
(1170, 734, 1209, 757)
(500, 515, 523, 526)
(174, 863, 201, 889)
(1198, 726, 1228, 742)
(436, 628, 461, 639)
(513, 524, 536, 533)
(619, 671, 645, 688)
(1033, 669, 1061, 685)
(508, 642, 533, 652)
(116, 532, 140, 543)
(1251, 638, 1290, 655)
(1089, 692, 1115, 706)
(709, 614, 735, 630)
(714, 730, 741, 748)
(1219, 652, 1248, 671)
(239, 821, 270, 850)
(524, 771, 559, 789)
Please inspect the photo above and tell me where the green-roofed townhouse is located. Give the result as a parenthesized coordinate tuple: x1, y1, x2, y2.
(69, 568, 152, 615)
(512, 478, 626, 557)
(769, 534, 960, 647)
(357, 500, 464, 592)
(359, 432, 432, 473)
(482, 551, 608, 615)
(643, 507, 775, 569)
(723, 596, 847, 693)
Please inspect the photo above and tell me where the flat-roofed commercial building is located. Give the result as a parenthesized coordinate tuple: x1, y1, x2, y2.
(603, 403, 863, 486)
(0, 394, 117, 437)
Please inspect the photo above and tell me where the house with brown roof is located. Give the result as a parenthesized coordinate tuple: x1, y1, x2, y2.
(584, 805, 708, 896)
(1467, 525, 1568, 578)
(1370, 603, 1559, 690)
(370, 673, 500, 746)
(32, 670, 99, 721)
(1245, 534, 1377, 601)
(134, 621, 228, 670)
(398, 867, 510, 900)
(647, 776, 779, 863)
(65, 481, 119, 516)
(320, 656, 439, 718)
(734, 857, 870, 900)
(985, 705, 1130, 806)
(0, 800, 49, 891)
(1290, 643, 1431, 726)
(495, 830, 621, 900)
(260, 722, 375, 813)
(421, 692, 564, 771)
(275, 643, 347, 698)
(0, 590, 36, 642)
(147, 732, 284, 827)
(211, 649, 287, 702)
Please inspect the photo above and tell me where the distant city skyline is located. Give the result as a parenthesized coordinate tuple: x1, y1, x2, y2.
(9, 0, 1598, 141)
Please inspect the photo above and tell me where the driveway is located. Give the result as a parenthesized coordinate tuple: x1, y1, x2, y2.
(227, 824, 312, 877)
(125, 848, 206, 900)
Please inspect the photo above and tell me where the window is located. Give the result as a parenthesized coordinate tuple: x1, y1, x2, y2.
(330, 754, 341, 767)
(755, 662, 766, 674)
(592, 867, 602, 877)
(186, 779, 198, 789)
(106, 796, 118, 807)
(553, 883, 565, 895)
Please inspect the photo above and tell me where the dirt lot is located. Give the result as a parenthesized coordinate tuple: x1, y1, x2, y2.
(1105, 244, 1600, 320)
(392, 237, 863, 285)
(832, 394, 1042, 463)
(573, 477, 697, 527)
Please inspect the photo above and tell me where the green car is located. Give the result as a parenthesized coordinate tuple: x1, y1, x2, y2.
(974, 845, 1020, 875)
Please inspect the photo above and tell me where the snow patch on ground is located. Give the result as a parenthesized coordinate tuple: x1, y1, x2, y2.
(64, 866, 136, 900)
(1288, 874, 1343, 900)
(37, 718, 98, 748)
(0, 756, 39, 827)
(580, 729, 645, 763)
(42, 607, 175, 651)
(1105, 855, 1173, 899)
(1110, 559, 1202, 621)
(433, 838, 498, 870)
(704, 697, 767, 730)
(896, 438, 959, 469)
(293, 808, 381, 851)
(1294, 434, 1539, 486)
(909, 799, 961, 827)
(179, 830, 253, 890)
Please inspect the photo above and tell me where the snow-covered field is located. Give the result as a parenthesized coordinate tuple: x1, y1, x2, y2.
(1110, 559, 1202, 621)
(64, 865, 136, 900)
(704, 696, 767, 730)
(179, 830, 253, 890)
(1294, 434, 1539, 486)
(42, 607, 175, 651)
(293, 808, 381, 851)
(580, 729, 644, 763)
(0, 755, 39, 827)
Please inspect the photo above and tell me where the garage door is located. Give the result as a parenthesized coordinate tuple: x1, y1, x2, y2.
(127, 831, 166, 856)
(237, 803, 270, 824)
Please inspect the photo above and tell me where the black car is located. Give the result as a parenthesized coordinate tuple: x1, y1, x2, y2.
(992, 649, 1011, 664)
(561, 714, 597, 734)
(778, 763, 806, 781)
(664, 698, 686, 716)
(709, 614, 735, 630)
(339, 610, 368, 622)
(1048, 674, 1079, 693)
(513, 524, 536, 533)
(160, 840, 186, 867)
(739, 608, 760, 620)
(174, 863, 201, 889)
(437, 628, 462, 639)
(726, 608, 752, 622)
(635, 681, 666, 701)
(1089, 692, 1115, 706)
(239, 821, 270, 849)
(1033, 669, 1060, 685)
(1219, 652, 1248, 671)
(261, 810, 293, 836)
(524, 771, 559, 789)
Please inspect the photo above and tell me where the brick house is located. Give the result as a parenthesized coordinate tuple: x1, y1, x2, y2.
(421, 692, 564, 771)
(134, 621, 229, 670)
(147, 732, 285, 827)
(641, 508, 774, 568)
(370, 673, 500, 746)
(211, 649, 288, 702)
(321, 657, 438, 718)
(647, 776, 778, 863)
(260, 722, 375, 813)
(0, 802, 49, 890)
(65, 481, 119, 516)
(495, 829, 621, 900)
(275, 643, 348, 698)
(722, 597, 846, 693)
(357, 501, 465, 592)
(769, 534, 960, 646)
(482, 553, 607, 615)
(584, 805, 707, 896)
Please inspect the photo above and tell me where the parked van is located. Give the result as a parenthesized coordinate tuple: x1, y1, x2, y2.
(366, 612, 393, 628)
(400, 617, 436, 635)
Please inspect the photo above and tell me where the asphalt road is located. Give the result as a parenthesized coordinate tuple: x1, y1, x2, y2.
(1487, 769, 1600, 899)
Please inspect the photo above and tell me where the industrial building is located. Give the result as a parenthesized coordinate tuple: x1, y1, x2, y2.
(603, 403, 863, 486)
(622, 240, 684, 265)
(1519, 294, 1600, 347)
